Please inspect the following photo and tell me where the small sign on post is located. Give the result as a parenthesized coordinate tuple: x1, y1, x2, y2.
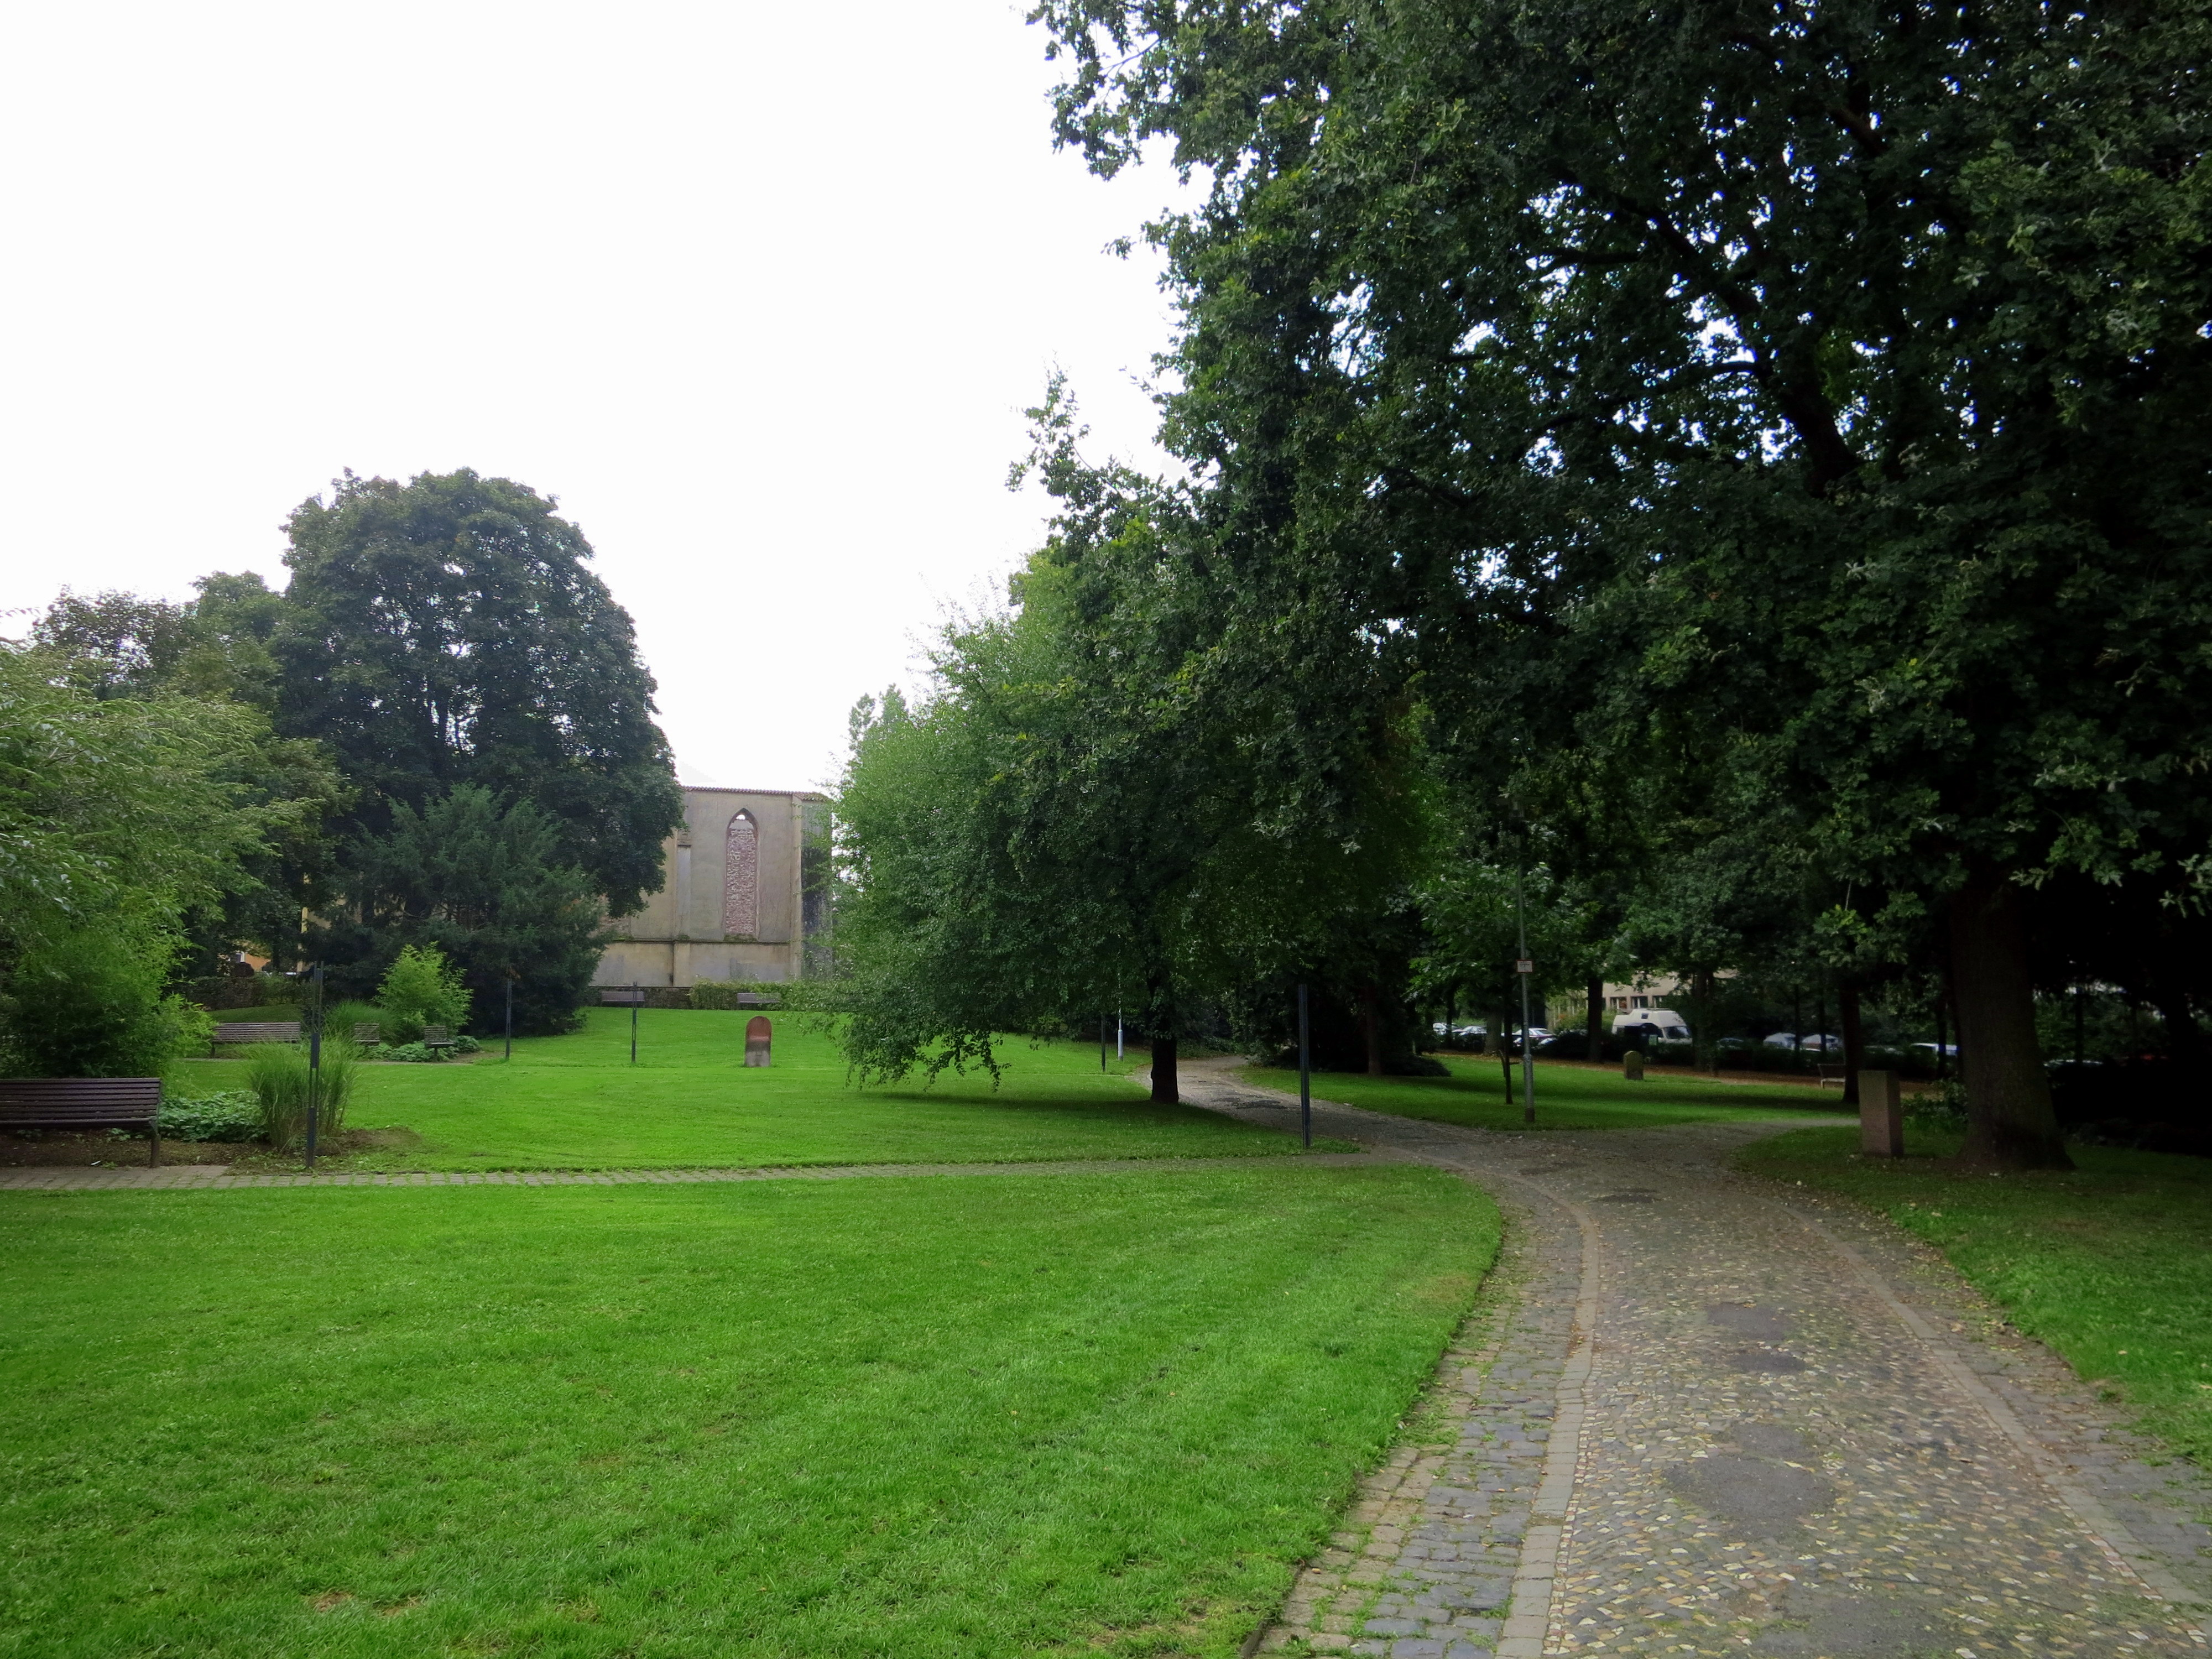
(1515, 959, 1533, 975)
(1623, 1047, 1645, 1082)
(744, 1015, 773, 1067)
(1859, 1068, 1903, 1157)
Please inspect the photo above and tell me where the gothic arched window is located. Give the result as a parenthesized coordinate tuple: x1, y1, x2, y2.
(722, 810, 759, 936)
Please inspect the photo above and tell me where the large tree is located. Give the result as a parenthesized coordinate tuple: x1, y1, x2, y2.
(24, 580, 347, 973)
(0, 645, 291, 1073)
(833, 390, 1430, 1100)
(274, 470, 681, 916)
(1035, 0, 2212, 1168)
(316, 785, 610, 1036)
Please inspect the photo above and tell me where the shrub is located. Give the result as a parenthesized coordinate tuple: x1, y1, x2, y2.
(690, 979, 785, 1010)
(156, 1090, 262, 1142)
(243, 1041, 357, 1147)
(375, 945, 471, 1046)
(379, 1042, 441, 1063)
(0, 921, 211, 1078)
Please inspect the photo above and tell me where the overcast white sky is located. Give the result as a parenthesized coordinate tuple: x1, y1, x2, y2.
(0, 1, 1188, 794)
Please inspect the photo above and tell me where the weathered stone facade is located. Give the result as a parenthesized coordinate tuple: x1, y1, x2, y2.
(594, 786, 830, 989)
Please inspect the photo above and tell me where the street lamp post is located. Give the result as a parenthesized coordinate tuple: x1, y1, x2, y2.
(1297, 982, 1312, 1149)
(1516, 854, 1536, 1127)
(305, 961, 324, 1170)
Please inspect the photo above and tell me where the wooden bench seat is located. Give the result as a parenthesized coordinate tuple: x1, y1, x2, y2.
(212, 1021, 301, 1045)
(0, 1078, 163, 1166)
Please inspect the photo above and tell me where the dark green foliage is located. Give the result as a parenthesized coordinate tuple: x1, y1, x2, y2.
(273, 470, 681, 916)
(317, 785, 608, 1036)
(1032, 0, 2212, 1167)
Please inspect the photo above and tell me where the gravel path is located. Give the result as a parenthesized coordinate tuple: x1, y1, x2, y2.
(1171, 1060, 2212, 1659)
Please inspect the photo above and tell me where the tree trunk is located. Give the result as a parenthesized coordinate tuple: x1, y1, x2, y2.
(1585, 975, 1605, 1062)
(1694, 970, 1719, 1076)
(1949, 865, 2072, 1170)
(1360, 985, 1383, 1077)
(1839, 982, 1864, 1107)
(1147, 967, 1178, 1105)
(1150, 1035, 1178, 1104)
(2151, 979, 2207, 1073)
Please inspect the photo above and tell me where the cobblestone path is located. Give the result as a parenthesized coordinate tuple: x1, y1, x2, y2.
(0, 1149, 1387, 1192)
(1173, 1062, 2212, 1659)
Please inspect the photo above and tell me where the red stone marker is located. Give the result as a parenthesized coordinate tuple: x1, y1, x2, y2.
(1858, 1068, 1902, 1156)
(744, 1015, 772, 1068)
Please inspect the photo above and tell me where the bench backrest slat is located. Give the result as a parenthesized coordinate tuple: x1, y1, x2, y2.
(212, 1021, 301, 1044)
(0, 1078, 162, 1124)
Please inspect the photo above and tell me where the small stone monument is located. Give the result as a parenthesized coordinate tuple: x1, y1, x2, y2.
(744, 1015, 772, 1068)
(1859, 1068, 1902, 1156)
(1623, 1048, 1645, 1081)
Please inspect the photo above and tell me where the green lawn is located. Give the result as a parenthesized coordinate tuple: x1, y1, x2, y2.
(1738, 1126, 2212, 1466)
(1239, 1055, 1850, 1132)
(169, 1010, 1348, 1171)
(0, 1164, 1498, 1658)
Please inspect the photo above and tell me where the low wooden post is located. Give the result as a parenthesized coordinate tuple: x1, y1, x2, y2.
(744, 1015, 772, 1068)
(1623, 1047, 1645, 1082)
(1859, 1068, 1903, 1157)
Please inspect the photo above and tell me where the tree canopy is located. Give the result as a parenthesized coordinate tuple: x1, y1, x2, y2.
(1026, 0, 2212, 1166)
(275, 469, 682, 917)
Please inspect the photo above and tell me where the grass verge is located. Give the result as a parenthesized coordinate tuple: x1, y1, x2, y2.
(0, 1164, 1498, 1658)
(1239, 1056, 1849, 1132)
(1737, 1126, 2212, 1466)
(152, 1010, 1352, 1171)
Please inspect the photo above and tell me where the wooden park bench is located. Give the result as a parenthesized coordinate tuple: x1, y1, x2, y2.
(421, 1025, 455, 1053)
(0, 1078, 163, 1166)
(212, 1020, 301, 1045)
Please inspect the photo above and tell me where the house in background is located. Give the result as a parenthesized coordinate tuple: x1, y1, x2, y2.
(594, 785, 831, 989)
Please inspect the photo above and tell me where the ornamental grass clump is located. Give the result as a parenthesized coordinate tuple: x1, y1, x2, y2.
(243, 1041, 357, 1149)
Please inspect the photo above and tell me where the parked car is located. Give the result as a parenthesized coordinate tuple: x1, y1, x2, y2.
(1909, 1042, 1959, 1059)
(1766, 1032, 1841, 1051)
(1431, 1021, 1488, 1040)
(1611, 1009, 1689, 1044)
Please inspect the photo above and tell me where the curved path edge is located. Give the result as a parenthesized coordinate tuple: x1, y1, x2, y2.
(1166, 1058, 2212, 1658)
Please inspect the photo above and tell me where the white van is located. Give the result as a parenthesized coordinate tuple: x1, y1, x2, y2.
(1612, 1009, 1690, 1043)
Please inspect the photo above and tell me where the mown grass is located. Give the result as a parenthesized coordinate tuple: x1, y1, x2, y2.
(0, 1164, 1499, 1658)
(1738, 1125, 2212, 1466)
(1239, 1055, 1849, 1132)
(166, 1010, 1348, 1171)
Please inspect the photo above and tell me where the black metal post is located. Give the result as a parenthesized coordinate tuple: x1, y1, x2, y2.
(505, 974, 514, 1061)
(631, 984, 640, 1065)
(2074, 978, 2085, 1067)
(1516, 851, 1536, 1126)
(305, 961, 322, 1170)
(1100, 1013, 1108, 1071)
(1297, 982, 1312, 1149)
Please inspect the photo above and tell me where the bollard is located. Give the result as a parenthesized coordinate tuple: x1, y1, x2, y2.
(743, 1015, 773, 1068)
(1623, 1047, 1645, 1082)
(1859, 1068, 1902, 1156)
